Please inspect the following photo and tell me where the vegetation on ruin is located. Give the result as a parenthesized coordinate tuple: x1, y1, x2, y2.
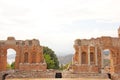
(43, 46, 59, 69)
(11, 62, 15, 69)
(7, 62, 15, 70)
(59, 63, 70, 70)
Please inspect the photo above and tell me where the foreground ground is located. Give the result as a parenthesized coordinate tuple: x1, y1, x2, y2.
(6, 78, 110, 80)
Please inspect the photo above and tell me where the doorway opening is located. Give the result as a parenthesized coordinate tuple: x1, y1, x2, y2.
(55, 72, 62, 78)
(7, 48, 16, 70)
(102, 49, 110, 73)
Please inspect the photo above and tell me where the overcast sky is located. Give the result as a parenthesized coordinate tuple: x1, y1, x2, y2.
(0, 0, 120, 56)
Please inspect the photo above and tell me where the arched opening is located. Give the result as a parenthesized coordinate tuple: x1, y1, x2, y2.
(24, 52, 28, 63)
(102, 49, 110, 73)
(7, 48, 16, 70)
(90, 52, 94, 65)
(81, 52, 87, 64)
(32, 53, 36, 63)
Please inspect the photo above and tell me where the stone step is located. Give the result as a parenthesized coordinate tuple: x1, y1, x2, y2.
(6, 70, 110, 79)
(62, 73, 108, 78)
(6, 78, 111, 80)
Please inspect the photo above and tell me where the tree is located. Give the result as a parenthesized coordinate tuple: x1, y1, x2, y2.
(43, 46, 59, 69)
(44, 54, 55, 69)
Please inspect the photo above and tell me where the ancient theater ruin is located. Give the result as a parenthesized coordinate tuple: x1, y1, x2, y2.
(71, 27, 120, 74)
(0, 37, 46, 71)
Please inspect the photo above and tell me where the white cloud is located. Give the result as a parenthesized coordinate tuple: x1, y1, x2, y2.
(7, 49, 16, 64)
(0, 0, 120, 55)
(1, 0, 120, 25)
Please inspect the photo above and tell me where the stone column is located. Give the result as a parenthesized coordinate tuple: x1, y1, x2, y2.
(28, 52, 31, 63)
(15, 53, 20, 69)
(88, 46, 90, 65)
(79, 46, 81, 65)
(101, 48, 103, 68)
(95, 47, 98, 65)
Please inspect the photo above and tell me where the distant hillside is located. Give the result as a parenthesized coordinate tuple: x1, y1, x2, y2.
(103, 50, 110, 59)
(57, 54, 73, 65)
(7, 53, 74, 66)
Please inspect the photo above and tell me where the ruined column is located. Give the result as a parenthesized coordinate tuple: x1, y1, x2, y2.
(88, 46, 90, 65)
(79, 46, 81, 65)
(95, 47, 98, 65)
(101, 48, 103, 68)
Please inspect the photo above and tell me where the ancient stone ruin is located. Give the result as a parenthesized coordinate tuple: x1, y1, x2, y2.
(0, 27, 120, 80)
(71, 27, 120, 74)
(0, 37, 46, 71)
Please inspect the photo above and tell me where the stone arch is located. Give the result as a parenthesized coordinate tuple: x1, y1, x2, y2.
(101, 48, 117, 73)
(7, 48, 16, 69)
(102, 49, 110, 67)
(108, 49, 116, 73)
(0, 46, 19, 71)
(81, 52, 87, 64)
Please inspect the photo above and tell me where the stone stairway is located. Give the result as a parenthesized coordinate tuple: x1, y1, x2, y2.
(6, 70, 56, 78)
(62, 71, 109, 79)
(6, 78, 110, 80)
(0, 70, 113, 80)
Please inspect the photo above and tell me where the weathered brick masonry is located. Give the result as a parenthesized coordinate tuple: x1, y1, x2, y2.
(0, 37, 46, 71)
